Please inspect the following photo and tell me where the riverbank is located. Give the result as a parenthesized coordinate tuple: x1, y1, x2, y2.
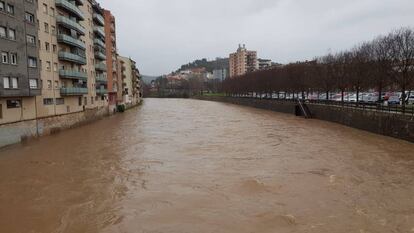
(0, 102, 142, 149)
(194, 96, 414, 143)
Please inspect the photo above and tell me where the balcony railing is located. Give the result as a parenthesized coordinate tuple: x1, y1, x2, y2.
(94, 51, 106, 60)
(58, 51, 87, 65)
(93, 13, 105, 26)
(61, 87, 88, 96)
(93, 38, 105, 48)
(56, 15, 85, 35)
(93, 26, 105, 39)
(96, 88, 108, 95)
(95, 63, 107, 71)
(57, 34, 86, 50)
(59, 69, 87, 81)
(55, 0, 84, 20)
(96, 75, 108, 83)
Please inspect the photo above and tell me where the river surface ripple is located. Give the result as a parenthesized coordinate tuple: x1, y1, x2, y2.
(1, 98, 414, 233)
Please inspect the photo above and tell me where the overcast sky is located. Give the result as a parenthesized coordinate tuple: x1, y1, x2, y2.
(99, 0, 414, 76)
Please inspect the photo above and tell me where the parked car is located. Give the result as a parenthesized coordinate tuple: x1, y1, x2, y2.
(387, 95, 401, 105)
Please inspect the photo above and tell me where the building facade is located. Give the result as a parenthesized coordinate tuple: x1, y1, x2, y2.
(103, 9, 118, 108)
(258, 58, 272, 70)
(0, 0, 142, 130)
(118, 56, 141, 106)
(229, 44, 258, 78)
(0, 0, 41, 124)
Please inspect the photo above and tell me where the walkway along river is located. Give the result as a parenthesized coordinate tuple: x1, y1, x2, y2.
(0, 98, 414, 233)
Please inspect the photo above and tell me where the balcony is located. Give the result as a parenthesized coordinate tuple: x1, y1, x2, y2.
(93, 26, 105, 39)
(59, 69, 87, 81)
(96, 75, 108, 83)
(93, 38, 105, 49)
(94, 51, 106, 60)
(93, 13, 105, 26)
(56, 15, 85, 35)
(55, 0, 84, 20)
(96, 88, 108, 95)
(95, 63, 107, 71)
(61, 87, 88, 96)
(57, 34, 86, 50)
(58, 51, 87, 65)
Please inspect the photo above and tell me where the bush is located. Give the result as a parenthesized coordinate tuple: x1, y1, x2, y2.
(117, 104, 126, 113)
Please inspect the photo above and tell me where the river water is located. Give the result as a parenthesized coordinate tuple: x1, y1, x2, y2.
(0, 98, 414, 233)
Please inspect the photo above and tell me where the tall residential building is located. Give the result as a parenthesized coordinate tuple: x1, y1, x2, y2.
(118, 56, 141, 105)
(258, 58, 272, 70)
(103, 9, 118, 107)
(0, 0, 41, 124)
(229, 44, 258, 78)
(213, 69, 227, 81)
(90, 0, 108, 107)
(36, 0, 87, 117)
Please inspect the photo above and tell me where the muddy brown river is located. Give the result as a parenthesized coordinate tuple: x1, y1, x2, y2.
(1, 98, 414, 233)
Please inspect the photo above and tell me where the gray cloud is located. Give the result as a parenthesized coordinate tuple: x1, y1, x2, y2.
(99, 0, 414, 76)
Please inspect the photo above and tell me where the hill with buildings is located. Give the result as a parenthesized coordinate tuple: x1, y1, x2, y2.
(176, 58, 229, 73)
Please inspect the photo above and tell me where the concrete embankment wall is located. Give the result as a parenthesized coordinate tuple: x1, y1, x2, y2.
(0, 107, 110, 148)
(195, 96, 414, 143)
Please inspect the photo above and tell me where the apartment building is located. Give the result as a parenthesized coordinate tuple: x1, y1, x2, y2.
(229, 44, 258, 78)
(103, 9, 117, 108)
(0, 0, 41, 124)
(118, 56, 141, 105)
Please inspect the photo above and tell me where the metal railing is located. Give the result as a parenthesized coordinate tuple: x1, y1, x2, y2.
(231, 95, 414, 116)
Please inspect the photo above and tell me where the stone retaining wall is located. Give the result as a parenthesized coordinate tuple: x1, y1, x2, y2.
(0, 107, 109, 148)
(195, 96, 414, 143)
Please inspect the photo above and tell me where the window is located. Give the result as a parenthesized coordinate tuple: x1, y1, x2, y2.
(1, 52, 8, 64)
(25, 12, 35, 23)
(9, 53, 17, 65)
(0, 104, 2, 119)
(44, 23, 49, 33)
(0, 1, 4, 11)
(54, 81, 59, 89)
(7, 100, 21, 109)
(51, 25, 55, 35)
(8, 29, 15, 40)
(91, 97, 94, 105)
(28, 57, 37, 67)
(52, 44, 57, 52)
(78, 97, 82, 106)
(27, 35, 36, 45)
(53, 62, 58, 72)
(29, 79, 38, 89)
(56, 98, 64, 105)
(45, 42, 50, 51)
(0, 26, 5, 38)
(3, 77, 9, 89)
(6, 4, 13, 15)
(43, 98, 54, 105)
(3, 77, 18, 89)
(47, 80, 52, 89)
(50, 7, 55, 16)
(42, 3, 48, 14)
(46, 61, 51, 71)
